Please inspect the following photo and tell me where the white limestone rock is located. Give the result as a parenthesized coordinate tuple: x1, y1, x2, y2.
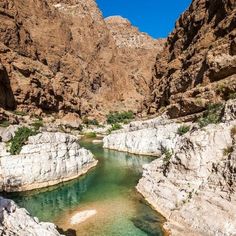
(223, 99, 236, 122)
(0, 132, 98, 192)
(103, 117, 182, 156)
(0, 125, 19, 142)
(104, 99, 236, 235)
(137, 121, 236, 236)
(0, 197, 63, 236)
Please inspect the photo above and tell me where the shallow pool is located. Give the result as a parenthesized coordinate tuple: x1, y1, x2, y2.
(6, 140, 166, 236)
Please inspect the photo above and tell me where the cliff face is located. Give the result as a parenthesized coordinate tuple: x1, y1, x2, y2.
(105, 16, 165, 112)
(146, 0, 236, 118)
(0, 0, 163, 119)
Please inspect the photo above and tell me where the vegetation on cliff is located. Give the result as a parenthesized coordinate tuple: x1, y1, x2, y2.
(9, 127, 37, 155)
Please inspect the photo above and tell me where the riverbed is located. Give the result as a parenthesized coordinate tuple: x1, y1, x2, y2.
(6, 140, 166, 236)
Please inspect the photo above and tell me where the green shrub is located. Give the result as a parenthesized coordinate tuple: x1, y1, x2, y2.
(108, 123, 122, 133)
(84, 132, 97, 138)
(0, 120, 10, 128)
(106, 111, 134, 124)
(216, 83, 227, 94)
(177, 125, 190, 136)
(59, 125, 67, 133)
(13, 110, 28, 116)
(223, 146, 234, 156)
(195, 98, 205, 107)
(83, 118, 99, 126)
(228, 92, 236, 100)
(31, 119, 44, 131)
(9, 127, 37, 155)
(197, 103, 224, 128)
(162, 147, 173, 163)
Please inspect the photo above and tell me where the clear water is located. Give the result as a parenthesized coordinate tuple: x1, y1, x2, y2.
(5, 140, 166, 236)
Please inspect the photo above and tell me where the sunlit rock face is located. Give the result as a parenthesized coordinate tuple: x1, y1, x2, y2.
(0, 197, 63, 236)
(0, 132, 97, 192)
(0, 0, 164, 119)
(105, 16, 165, 50)
(136, 100, 236, 236)
(103, 116, 181, 156)
(104, 99, 236, 235)
(137, 119, 236, 236)
(146, 0, 236, 118)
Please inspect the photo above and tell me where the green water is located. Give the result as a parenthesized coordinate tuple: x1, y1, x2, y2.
(6, 140, 165, 236)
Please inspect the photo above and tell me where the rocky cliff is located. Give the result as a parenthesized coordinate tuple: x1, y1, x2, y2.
(0, 132, 97, 192)
(0, 0, 163, 120)
(146, 0, 236, 118)
(0, 197, 63, 235)
(105, 16, 165, 112)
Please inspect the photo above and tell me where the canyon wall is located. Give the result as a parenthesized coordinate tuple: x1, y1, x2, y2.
(0, 0, 163, 119)
(146, 0, 236, 118)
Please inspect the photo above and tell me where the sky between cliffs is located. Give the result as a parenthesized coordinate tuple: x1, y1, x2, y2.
(96, 0, 192, 39)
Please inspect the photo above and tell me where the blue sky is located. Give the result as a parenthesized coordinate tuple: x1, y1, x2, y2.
(96, 0, 192, 39)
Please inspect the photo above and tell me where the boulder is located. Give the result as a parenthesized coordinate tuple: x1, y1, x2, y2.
(0, 197, 63, 236)
(60, 113, 82, 129)
(0, 125, 19, 142)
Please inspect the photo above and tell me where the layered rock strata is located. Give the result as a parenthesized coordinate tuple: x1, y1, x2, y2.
(103, 116, 182, 156)
(0, 132, 97, 192)
(146, 0, 236, 118)
(137, 120, 236, 236)
(0, 0, 163, 119)
(0, 197, 63, 236)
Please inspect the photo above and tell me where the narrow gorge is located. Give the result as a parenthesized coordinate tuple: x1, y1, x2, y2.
(0, 0, 235, 236)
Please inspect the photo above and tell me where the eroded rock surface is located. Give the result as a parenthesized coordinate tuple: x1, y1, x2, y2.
(0, 197, 63, 236)
(105, 16, 165, 50)
(0, 132, 97, 192)
(0, 0, 164, 119)
(137, 120, 236, 236)
(103, 116, 181, 156)
(104, 99, 236, 235)
(146, 0, 236, 118)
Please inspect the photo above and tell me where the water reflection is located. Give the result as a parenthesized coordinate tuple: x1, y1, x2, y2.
(4, 141, 164, 236)
(6, 170, 96, 221)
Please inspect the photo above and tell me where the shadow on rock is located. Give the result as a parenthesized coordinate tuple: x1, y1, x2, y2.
(57, 227, 77, 236)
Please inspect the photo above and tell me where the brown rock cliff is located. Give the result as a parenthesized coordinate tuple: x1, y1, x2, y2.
(0, 0, 163, 120)
(146, 0, 236, 118)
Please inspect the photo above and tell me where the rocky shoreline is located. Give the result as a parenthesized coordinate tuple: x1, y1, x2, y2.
(0, 131, 97, 192)
(0, 197, 63, 236)
(0, 130, 98, 235)
(103, 115, 182, 156)
(104, 99, 236, 236)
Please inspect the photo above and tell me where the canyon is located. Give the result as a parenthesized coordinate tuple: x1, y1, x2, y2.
(0, 0, 235, 235)
(0, 0, 164, 120)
